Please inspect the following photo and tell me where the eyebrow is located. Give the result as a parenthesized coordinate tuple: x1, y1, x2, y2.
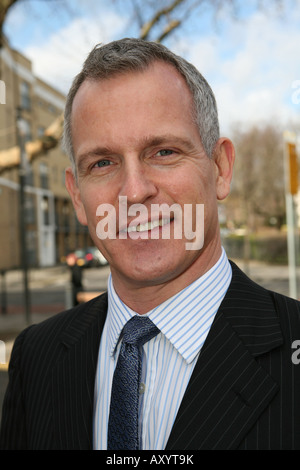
(77, 147, 116, 174)
(141, 134, 198, 153)
(76, 134, 199, 171)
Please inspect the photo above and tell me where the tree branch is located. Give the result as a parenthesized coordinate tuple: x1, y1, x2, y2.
(0, 0, 17, 44)
(156, 19, 181, 42)
(140, 0, 186, 40)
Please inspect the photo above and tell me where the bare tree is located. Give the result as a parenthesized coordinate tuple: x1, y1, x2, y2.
(231, 123, 286, 231)
(0, 0, 17, 46)
(0, 0, 288, 47)
(0, 0, 59, 47)
(139, 0, 195, 42)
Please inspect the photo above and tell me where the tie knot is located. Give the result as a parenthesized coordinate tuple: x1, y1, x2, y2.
(122, 316, 159, 346)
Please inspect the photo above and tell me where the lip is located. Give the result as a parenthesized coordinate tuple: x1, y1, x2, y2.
(118, 217, 174, 238)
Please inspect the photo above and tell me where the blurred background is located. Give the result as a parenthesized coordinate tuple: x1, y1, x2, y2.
(0, 0, 300, 407)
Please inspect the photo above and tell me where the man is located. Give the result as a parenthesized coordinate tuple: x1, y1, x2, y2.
(1, 38, 299, 450)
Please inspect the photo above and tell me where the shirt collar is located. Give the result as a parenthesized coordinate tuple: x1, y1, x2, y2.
(106, 248, 232, 364)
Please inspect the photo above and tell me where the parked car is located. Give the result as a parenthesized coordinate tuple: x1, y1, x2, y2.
(85, 247, 108, 267)
(65, 247, 108, 268)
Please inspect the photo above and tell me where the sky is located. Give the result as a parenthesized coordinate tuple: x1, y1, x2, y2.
(3, 0, 300, 137)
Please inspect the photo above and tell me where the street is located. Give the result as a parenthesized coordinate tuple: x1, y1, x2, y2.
(0, 258, 298, 425)
(0, 263, 110, 315)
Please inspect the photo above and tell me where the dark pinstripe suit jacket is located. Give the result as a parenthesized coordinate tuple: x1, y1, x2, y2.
(1, 261, 300, 450)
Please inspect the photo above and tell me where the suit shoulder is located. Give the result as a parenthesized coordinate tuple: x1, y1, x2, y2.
(269, 289, 300, 330)
(228, 260, 300, 327)
(11, 292, 108, 366)
(230, 260, 300, 307)
(26, 292, 107, 335)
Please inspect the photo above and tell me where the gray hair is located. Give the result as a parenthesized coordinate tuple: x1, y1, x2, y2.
(62, 37, 220, 170)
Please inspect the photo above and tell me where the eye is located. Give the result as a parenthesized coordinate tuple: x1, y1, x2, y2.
(93, 160, 112, 168)
(155, 149, 174, 157)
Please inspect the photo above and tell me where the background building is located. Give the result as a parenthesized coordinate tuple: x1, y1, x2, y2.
(0, 39, 91, 270)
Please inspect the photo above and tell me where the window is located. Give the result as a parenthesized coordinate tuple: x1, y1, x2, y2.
(39, 162, 48, 189)
(24, 193, 36, 224)
(41, 196, 50, 226)
(20, 81, 31, 110)
(19, 118, 32, 142)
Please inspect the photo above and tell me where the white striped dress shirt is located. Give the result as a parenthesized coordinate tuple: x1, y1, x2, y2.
(93, 248, 232, 450)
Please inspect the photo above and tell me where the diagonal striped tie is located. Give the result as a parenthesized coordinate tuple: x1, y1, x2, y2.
(107, 315, 160, 450)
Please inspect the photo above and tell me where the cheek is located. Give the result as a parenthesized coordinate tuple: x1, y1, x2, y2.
(80, 188, 120, 244)
(177, 171, 215, 205)
(79, 190, 102, 226)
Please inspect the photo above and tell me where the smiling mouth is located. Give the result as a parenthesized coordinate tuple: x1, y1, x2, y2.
(120, 217, 172, 234)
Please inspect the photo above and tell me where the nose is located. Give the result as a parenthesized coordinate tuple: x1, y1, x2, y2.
(119, 159, 158, 204)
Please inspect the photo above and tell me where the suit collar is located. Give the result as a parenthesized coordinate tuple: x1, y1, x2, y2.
(221, 261, 283, 355)
(59, 293, 108, 349)
(106, 250, 232, 364)
(166, 261, 282, 450)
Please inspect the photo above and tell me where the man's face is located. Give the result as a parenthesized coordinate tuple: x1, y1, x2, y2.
(66, 61, 234, 294)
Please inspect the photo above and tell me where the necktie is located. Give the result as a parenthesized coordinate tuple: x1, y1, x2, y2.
(107, 315, 160, 450)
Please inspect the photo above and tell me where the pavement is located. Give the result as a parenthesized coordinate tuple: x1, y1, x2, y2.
(0, 257, 299, 423)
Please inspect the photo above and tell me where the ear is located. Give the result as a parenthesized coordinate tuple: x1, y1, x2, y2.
(213, 137, 235, 201)
(65, 167, 88, 226)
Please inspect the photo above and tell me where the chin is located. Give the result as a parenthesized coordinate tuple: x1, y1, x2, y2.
(119, 253, 188, 285)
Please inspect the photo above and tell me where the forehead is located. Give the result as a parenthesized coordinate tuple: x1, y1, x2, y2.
(70, 61, 199, 159)
(72, 61, 194, 115)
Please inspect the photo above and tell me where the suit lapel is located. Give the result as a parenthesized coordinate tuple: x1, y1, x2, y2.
(52, 293, 108, 450)
(166, 262, 283, 450)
